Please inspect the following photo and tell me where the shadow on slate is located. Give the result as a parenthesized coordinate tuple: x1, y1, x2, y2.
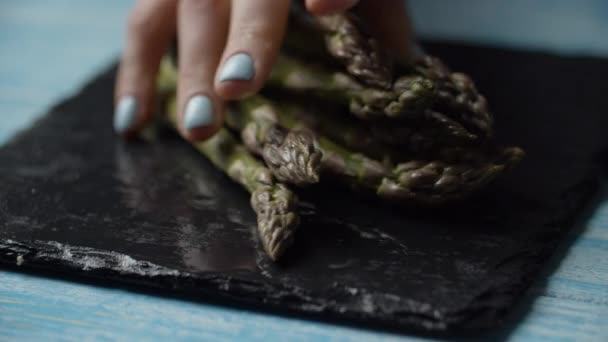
(1, 42, 607, 335)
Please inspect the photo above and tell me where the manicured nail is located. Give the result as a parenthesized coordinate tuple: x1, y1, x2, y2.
(184, 95, 214, 130)
(113, 96, 138, 134)
(218, 53, 254, 82)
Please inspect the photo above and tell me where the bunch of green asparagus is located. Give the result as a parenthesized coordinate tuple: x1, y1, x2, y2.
(155, 8, 524, 261)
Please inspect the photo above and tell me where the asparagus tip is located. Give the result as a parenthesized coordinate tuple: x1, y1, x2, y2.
(262, 127, 323, 186)
(376, 146, 524, 204)
(251, 184, 300, 260)
(500, 146, 526, 168)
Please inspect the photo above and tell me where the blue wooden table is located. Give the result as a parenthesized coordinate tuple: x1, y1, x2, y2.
(1, 1, 607, 341)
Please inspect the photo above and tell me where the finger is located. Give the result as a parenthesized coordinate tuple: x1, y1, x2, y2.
(305, 0, 359, 15)
(214, 0, 290, 99)
(177, 0, 230, 141)
(114, 0, 176, 136)
(356, 0, 415, 62)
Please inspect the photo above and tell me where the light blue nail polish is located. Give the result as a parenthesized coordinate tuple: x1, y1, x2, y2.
(184, 95, 214, 130)
(219, 53, 254, 82)
(113, 96, 138, 134)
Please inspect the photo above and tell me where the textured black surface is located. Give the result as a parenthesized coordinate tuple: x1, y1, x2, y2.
(1, 43, 606, 334)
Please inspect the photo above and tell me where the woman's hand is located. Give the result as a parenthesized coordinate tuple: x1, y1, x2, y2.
(114, 0, 412, 142)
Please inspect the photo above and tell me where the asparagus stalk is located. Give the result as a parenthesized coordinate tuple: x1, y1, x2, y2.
(415, 56, 493, 138)
(268, 54, 437, 123)
(316, 13, 393, 89)
(268, 56, 478, 149)
(163, 95, 300, 261)
(160, 53, 521, 204)
(376, 148, 523, 203)
(267, 99, 524, 204)
(260, 91, 474, 162)
(159, 57, 323, 186)
(171, 83, 518, 204)
(288, 2, 393, 89)
(226, 98, 322, 186)
(233, 96, 390, 187)
(285, 8, 493, 139)
(257, 91, 390, 160)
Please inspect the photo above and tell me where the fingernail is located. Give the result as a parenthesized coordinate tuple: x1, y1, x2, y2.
(218, 53, 254, 82)
(113, 96, 138, 134)
(184, 95, 214, 131)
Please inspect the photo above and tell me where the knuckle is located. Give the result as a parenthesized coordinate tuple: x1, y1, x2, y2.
(181, 0, 223, 13)
(178, 71, 202, 87)
(233, 24, 274, 52)
(127, 0, 175, 38)
(234, 22, 265, 41)
(127, 9, 153, 38)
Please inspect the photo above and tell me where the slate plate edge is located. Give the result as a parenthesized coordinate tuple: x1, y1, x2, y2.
(0, 173, 597, 336)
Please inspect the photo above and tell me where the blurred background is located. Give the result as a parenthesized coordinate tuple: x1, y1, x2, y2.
(1, 0, 606, 144)
(411, 0, 608, 56)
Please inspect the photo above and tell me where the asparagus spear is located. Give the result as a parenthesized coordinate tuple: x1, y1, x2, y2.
(159, 57, 323, 186)
(226, 98, 322, 186)
(268, 54, 437, 123)
(164, 95, 300, 260)
(316, 13, 393, 89)
(266, 99, 524, 204)
(268, 55, 479, 150)
(285, 7, 493, 138)
(160, 54, 521, 204)
(257, 91, 390, 159)
(415, 56, 493, 139)
(288, 2, 393, 89)
(376, 148, 523, 203)
(259, 90, 480, 163)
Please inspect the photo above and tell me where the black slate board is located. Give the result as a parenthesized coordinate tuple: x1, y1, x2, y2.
(1, 42, 606, 335)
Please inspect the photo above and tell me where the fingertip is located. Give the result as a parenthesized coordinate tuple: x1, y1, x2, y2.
(113, 92, 155, 137)
(305, 0, 359, 15)
(179, 94, 224, 142)
(218, 52, 255, 82)
(114, 0, 176, 137)
(114, 95, 139, 135)
(113, 60, 159, 135)
(215, 52, 258, 100)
